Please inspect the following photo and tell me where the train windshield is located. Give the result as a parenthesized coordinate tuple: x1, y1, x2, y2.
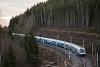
(80, 49, 85, 53)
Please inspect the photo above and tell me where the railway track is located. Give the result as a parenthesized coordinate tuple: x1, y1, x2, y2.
(78, 56, 92, 67)
(78, 57, 86, 67)
(40, 43, 92, 67)
(12, 33, 93, 67)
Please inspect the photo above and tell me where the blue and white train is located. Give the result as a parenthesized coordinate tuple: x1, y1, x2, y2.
(13, 33, 86, 56)
(35, 36, 86, 56)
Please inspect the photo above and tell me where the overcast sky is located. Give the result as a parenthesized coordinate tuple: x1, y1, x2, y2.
(0, 0, 47, 27)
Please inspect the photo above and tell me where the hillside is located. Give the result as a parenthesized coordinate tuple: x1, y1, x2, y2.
(9, 0, 100, 34)
(8, 0, 100, 67)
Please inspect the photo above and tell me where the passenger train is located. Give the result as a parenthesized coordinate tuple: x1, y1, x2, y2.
(13, 33, 86, 56)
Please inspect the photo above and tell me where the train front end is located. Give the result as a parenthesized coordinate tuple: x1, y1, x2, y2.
(79, 48, 86, 56)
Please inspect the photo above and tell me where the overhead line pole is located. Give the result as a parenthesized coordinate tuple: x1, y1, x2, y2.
(64, 39, 67, 67)
(97, 52, 98, 67)
(70, 36, 72, 43)
(56, 34, 59, 67)
(83, 39, 84, 47)
(92, 43, 94, 57)
(68, 42, 71, 61)
(38, 31, 39, 36)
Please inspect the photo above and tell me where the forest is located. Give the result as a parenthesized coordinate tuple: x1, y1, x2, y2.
(0, 26, 40, 67)
(9, 0, 100, 33)
(8, 0, 100, 66)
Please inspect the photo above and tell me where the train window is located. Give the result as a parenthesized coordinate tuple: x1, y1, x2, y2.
(80, 49, 85, 53)
(52, 41, 56, 44)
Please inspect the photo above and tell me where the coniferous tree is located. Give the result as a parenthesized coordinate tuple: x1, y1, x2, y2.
(9, 0, 100, 33)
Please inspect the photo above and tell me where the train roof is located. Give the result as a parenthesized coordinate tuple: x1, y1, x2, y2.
(13, 33, 25, 36)
(55, 39, 84, 50)
(65, 42, 84, 50)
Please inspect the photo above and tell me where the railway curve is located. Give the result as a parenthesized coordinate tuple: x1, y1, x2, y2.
(12, 33, 93, 67)
(40, 42, 92, 67)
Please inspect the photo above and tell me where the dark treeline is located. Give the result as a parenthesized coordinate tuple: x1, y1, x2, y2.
(0, 26, 40, 67)
(9, 0, 100, 33)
